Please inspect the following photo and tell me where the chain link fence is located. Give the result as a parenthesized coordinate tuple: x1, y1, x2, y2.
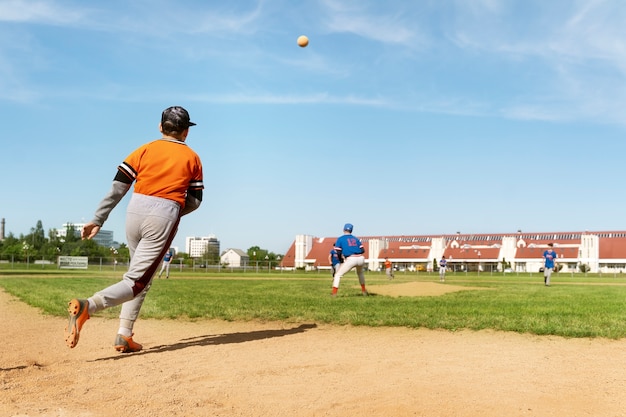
(0, 254, 288, 274)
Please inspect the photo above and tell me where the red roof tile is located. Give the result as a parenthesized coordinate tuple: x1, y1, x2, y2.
(279, 230, 626, 268)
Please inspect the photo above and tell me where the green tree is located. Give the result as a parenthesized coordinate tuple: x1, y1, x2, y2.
(75, 239, 101, 256)
(31, 220, 46, 250)
(245, 246, 284, 269)
(247, 246, 266, 262)
(116, 243, 130, 261)
(0, 233, 22, 260)
(64, 223, 80, 243)
(15, 220, 48, 259)
(500, 257, 511, 271)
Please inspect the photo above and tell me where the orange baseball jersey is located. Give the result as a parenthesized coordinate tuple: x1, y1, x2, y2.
(117, 139, 203, 208)
(385, 259, 391, 269)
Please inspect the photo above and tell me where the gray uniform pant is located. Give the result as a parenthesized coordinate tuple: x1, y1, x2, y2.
(159, 261, 171, 277)
(332, 255, 366, 289)
(544, 267, 553, 285)
(90, 193, 180, 332)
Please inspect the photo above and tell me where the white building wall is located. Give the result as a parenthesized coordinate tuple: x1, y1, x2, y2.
(186, 238, 206, 258)
(368, 238, 385, 270)
(580, 234, 600, 273)
(430, 237, 446, 266)
(185, 235, 219, 258)
(221, 249, 243, 267)
(500, 236, 517, 271)
(514, 258, 545, 273)
(294, 234, 313, 269)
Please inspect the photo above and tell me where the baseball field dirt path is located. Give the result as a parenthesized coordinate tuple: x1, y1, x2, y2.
(2, 286, 626, 417)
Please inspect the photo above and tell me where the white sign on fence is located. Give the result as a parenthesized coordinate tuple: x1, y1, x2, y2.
(58, 256, 89, 269)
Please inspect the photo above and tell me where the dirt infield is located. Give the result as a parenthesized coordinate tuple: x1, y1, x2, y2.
(2, 285, 626, 417)
(367, 281, 492, 297)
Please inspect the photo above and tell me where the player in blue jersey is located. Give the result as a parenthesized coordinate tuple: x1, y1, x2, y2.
(158, 249, 174, 279)
(331, 223, 368, 296)
(543, 243, 557, 286)
(328, 248, 341, 277)
(439, 256, 447, 282)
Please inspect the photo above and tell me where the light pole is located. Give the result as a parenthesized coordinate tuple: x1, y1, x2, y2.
(265, 255, 269, 273)
(277, 255, 281, 273)
(23, 242, 30, 269)
(110, 247, 118, 271)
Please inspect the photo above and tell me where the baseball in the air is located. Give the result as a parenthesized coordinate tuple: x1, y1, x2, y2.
(297, 35, 309, 47)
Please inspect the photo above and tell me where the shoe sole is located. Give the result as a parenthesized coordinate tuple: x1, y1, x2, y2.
(114, 345, 139, 353)
(114, 336, 142, 353)
(114, 343, 142, 353)
(64, 299, 89, 348)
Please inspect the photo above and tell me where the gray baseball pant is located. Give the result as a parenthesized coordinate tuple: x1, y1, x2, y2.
(89, 193, 180, 333)
(332, 255, 366, 289)
(544, 267, 553, 285)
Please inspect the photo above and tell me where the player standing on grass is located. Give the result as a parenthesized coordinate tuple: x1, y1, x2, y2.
(331, 223, 368, 296)
(158, 249, 174, 279)
(328, 248, 341, 277)
(543, 243, 557, 286)
(64, 106, 203, 353)
(384, 257, 394, 280)
(439, 256, 447, 282)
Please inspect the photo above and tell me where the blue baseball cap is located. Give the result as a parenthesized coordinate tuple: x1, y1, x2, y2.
(343, 223, 353, 232)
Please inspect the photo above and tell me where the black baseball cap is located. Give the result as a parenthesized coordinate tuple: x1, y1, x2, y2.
(161, 106, 196, 130)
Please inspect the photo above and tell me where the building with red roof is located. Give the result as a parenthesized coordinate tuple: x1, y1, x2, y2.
(280, 231, 626, 274)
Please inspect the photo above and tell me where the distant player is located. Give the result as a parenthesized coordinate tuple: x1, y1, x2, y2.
(331, 223, 368, 296)
(158, 249, 174, 279)
(384, 257, 394, 279)
(543, 243, 557, 286)
(328, 248, 341, 277)
(439, 256, 447, 282)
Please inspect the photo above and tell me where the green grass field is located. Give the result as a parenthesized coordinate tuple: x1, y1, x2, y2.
(2, 269, 626, 339)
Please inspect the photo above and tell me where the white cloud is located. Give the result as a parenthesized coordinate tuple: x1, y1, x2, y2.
(0, 0, 265, 36)
(447, 1, 623, 61)
(0, 0, 87, 24)
(192, 92, 389, 107)
(442, 0, 626, 124)
(320, 0, 420, 46)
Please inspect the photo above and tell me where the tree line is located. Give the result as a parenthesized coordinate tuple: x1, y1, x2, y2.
(0, 220, 129, 262)
(0, 220, 283, 266)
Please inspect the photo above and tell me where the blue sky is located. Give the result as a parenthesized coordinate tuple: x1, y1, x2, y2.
(1, 0, 625, 254)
